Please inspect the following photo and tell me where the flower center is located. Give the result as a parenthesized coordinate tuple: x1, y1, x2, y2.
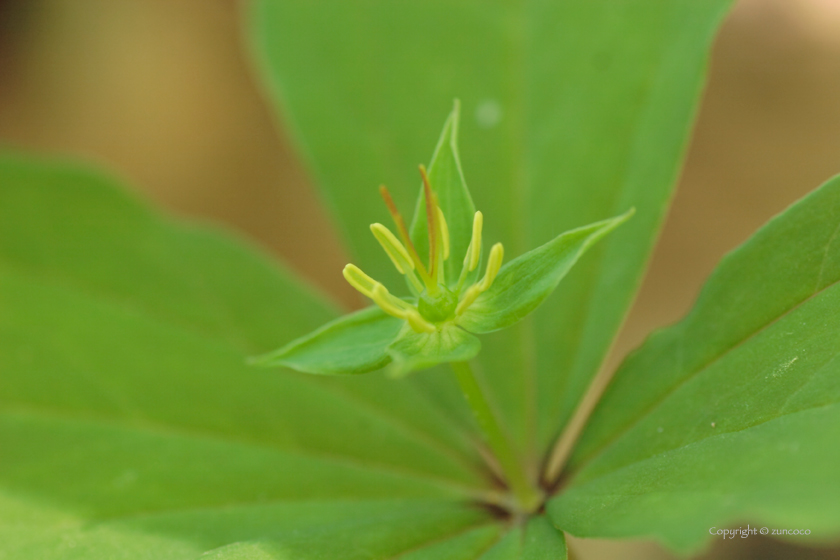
(418, 285, 458, 323)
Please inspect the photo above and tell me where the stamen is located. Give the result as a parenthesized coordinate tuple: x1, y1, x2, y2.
(343, 264, 377, 298)
(456, 284, 481, 316)
(455, 242, 504, 316)
(479, 243, 504, 291)
(371, 283, 413, 319)
(419, 165, 438, 277)
(406, 308, 436, 333)
(436, 207, 450, 260)
(465, 211, 483, 271)
(370, 223, 413, 273)
(379, 185, 433, 286)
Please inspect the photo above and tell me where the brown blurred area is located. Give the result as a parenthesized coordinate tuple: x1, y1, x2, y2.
(0, 0, 355, 307)
(1, 0, 839, 558)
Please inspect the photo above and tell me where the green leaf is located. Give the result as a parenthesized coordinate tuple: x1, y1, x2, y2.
(458, 210, 633, 334)
(250, 306, 402, 374)
(388, 326, 481, 376)
(522, 517, 567, 560)
(549, 175, 840, 551)
(472, 516, 567, 560)
(0, 154, 337, 353)
(0, 485, 489, 559)
(252, 0, 734, 463)
(396, 524, 501, 560)
(410, 101, 477, 284)
(152, 501, 491, 560)
(0, 153, 496, 556)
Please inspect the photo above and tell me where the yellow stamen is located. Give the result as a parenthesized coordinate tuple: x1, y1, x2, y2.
(406, 309, 436, 333)
(436, 207, 450, 260)
(343, 264, 377, 298)
(370, 223, 414, 274)
(379, 184, 434, 289)
(456, 284, 481, 316)
(371, 283, 413, 319)
(456, 242, 504, 316)
(479, 243, 504, 291)
(465, 211, 483, 272)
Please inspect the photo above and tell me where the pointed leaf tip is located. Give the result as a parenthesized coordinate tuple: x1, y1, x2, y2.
(249, 306, 403, 375)
(410, 104, 476, 284)
(458, 210, 634, 334)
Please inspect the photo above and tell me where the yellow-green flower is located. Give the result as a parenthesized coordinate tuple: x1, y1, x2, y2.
(344, 168, 504, 335)
(252, 103, 632, 376)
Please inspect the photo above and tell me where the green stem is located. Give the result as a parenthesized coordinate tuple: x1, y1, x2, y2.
(450, 361, 543, 513)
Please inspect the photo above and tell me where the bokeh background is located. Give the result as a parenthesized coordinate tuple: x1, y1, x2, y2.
(1, 0, 839, 558)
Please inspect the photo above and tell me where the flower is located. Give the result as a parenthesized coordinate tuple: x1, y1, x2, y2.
(251, 102, 632, 376)
(345, 167, 505, 327)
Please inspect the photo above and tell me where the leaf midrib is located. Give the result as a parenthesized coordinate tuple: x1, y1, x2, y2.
(87, 497, 482, 527)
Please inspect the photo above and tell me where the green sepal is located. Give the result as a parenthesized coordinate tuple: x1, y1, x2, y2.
(410, 100, 477, 284)
(458, 209, 634, 334)
(387, 324, 481, 376)
(249, 306, 403, 374)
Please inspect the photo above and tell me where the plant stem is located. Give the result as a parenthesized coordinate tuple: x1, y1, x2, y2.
(450, 361, 543, 513)
(543, 359, 616, 486)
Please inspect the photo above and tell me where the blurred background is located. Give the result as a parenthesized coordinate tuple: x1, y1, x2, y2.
(0, 0, 838, 558)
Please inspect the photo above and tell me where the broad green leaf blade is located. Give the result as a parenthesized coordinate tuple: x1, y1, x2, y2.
(397, 524, 501, 560)
(473, 516, 567, 560)
(551, 405, 840, 552)
(1, 262, 483, 492)
(549, 175, 840, 550)
(0, 154, 496, 555)
(190, 502, 490, 560)
(202, 543, 278, 560)
(458, 210, 633, 334)
(410, 101, 477, 284)
(522, 517, 567, 560)
(252, 0, 733, 463)
(0, 482, 489, 560)
(0, 411, 452, 516)
(388, 326, 481, 376)
(250, 306, 402, 374)
(0, 153, 335, 353)
(478, 528, 521, 560)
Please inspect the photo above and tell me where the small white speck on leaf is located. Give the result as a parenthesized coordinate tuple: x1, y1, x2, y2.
(711, 422, 716, 428)
(771, 356, 798, 378)
(475, 99, 502, 128)
(656, 426, 664, 433)
(112, 469, 138, 488)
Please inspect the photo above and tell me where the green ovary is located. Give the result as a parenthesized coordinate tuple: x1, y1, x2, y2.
(418, 286, 458, 323)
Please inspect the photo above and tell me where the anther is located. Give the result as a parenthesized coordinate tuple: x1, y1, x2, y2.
(371, 283, 413, 319)
(465, 211, 483, 271)
(370, 223, 414, 273)
(479, 243, 504, 291)
(379, 184, 434, 287)
(456, 284, 481, 316)
(455, 242, 504, 316)
(343, 264, 377, 298)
